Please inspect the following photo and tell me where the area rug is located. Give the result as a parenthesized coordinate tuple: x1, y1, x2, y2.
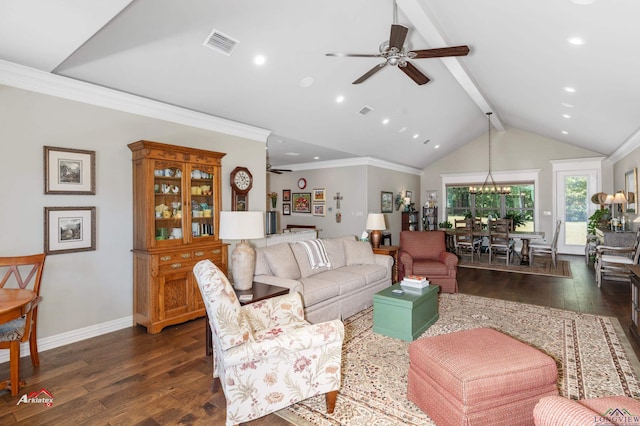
(276, 293, 640, 425)
(458, 255, 573, 278)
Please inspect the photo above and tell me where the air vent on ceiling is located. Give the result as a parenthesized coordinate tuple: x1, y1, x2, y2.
(203, 29, 239, 56)
(358, 105, 374, 115)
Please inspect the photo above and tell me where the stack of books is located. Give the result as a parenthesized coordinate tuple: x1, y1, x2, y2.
(400, 275, 429, 290)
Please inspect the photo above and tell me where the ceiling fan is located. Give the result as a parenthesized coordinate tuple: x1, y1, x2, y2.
(326, 1, 470, 85)
(266, 142, 291, 174)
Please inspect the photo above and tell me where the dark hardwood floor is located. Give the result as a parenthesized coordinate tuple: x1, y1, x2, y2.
(0, 255, 637, 425)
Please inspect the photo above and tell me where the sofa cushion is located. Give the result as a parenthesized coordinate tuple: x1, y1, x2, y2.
(263, 243, 301, 280)
(341, 264, 387, 284)
(412, 259, 450, 276)
(299, 276, 341, 306)
(290, 243, 330, 278)
(313, 269, 366, 295)
(323, 235, 356, 269)
(344, 240, 375, 265)
(254, 246, 272, 276)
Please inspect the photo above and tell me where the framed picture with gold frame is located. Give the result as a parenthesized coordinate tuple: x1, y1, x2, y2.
(626, 168, 637, 214)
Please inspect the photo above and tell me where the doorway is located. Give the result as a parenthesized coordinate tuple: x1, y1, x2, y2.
(553, 158, 603, 255)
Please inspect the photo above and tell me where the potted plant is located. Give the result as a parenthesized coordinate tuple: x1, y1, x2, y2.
(588, 209, 610, 235)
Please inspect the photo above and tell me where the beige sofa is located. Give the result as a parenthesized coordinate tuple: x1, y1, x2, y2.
(254, 236, 393, 323)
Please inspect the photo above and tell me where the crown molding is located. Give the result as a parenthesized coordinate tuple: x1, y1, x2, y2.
(608, 126, 640, 164)
(0, 60, 271, 142)
(279, 156, 423, 175)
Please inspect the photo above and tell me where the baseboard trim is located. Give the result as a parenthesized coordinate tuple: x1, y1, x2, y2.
(0, 316, 133, 364)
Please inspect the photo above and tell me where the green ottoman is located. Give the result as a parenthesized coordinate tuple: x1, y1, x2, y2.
(373, 283, 439, 341)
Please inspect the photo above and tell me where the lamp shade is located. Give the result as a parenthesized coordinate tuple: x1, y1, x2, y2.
(366, 213, 386, 231)
(604, 194, 615, 205)
(219, 211, 264, 241)
(613, 192, 628, 204)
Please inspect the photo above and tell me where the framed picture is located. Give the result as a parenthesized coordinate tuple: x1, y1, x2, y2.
(44, 146, 96, 195)
(426, 190, 438, 208)
(282, 189, 291, 202)
(381, 191, 393, 213)
(312, 188, 326, 202)
(283, 203, 291, 215)
(626, 168, 637, 214)
(44, 206, 96, 254)
(406, 190, 413, 200)
(292, 192, 311, 213)
(313, 203, 326, 216)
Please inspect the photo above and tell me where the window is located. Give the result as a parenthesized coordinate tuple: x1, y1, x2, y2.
(445, 183, 535, 231)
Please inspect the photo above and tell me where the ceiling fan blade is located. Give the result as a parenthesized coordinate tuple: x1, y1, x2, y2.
(389, 24, 408, 50)
(353, 62, 387, 84)
(411, 45, 470, 59)
(400, 62, 430, 85)
(326, 53, 381, 58)
(268, 169, 283, 174)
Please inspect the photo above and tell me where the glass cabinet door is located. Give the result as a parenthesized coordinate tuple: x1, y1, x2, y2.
(153, 163, 184, 242)
(190, 166, 216, 239)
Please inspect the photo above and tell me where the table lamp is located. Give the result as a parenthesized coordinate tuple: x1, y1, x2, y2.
(219, 211, 265, 290)
(366, 213, 387, 248)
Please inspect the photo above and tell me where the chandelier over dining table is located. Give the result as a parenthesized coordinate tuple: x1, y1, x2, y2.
(469, 112, 511, 195)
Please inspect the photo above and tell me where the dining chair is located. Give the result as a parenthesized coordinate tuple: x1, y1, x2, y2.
(529, 220, 562, 267)
(454, 218, 481, 262)
(489, 219, 515, 266)
(594, 229, 640, 288)
(0, 253, 46, 396)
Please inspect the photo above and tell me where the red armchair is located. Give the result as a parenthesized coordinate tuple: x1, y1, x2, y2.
(399, 231, 459, 293)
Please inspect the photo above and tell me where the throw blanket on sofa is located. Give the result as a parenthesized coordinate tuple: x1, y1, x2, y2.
(298, 239, 331, 269)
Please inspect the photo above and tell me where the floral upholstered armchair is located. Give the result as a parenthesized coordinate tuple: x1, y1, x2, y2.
(193, 260, 344, 426)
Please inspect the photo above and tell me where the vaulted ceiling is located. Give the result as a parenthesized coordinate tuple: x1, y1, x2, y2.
(2, 0, 639, 169)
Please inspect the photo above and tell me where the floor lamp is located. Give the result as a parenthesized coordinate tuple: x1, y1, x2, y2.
(219, 211, 265, 290)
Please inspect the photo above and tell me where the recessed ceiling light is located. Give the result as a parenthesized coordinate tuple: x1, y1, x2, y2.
(285, 152, 300, 156)
(562, 131, 569, 135)
(299, 76, 314, 88)
(253, 54, 266, 66)
(563, 114, 571, 118)
(570, 0, 596, 5)
(398, 127, 407, 133)
(568, 37, 585, 45)
(336, 95, 345, 103)
(313, 156, 320, 160)
(382, 118, 390, 125)
(413, 134, 419, 139)
(564, 86, 576, 93)
(561, 102, 574, 108)
(434, 145, 440, 149)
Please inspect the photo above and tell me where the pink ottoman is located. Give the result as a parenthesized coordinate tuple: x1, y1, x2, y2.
(408, 328, 559, 426)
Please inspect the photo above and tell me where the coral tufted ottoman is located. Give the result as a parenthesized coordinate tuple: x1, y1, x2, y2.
(407, 328, 558, 425)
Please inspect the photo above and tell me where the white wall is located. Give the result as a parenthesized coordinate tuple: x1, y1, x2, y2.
(0, 85, 267, 344)
(421, 126, 604, 241)
(266, 162, 421, 242)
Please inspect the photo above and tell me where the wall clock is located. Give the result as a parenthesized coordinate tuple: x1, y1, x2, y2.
(230, 166, 253, 211)
(297, 178, 307, 189)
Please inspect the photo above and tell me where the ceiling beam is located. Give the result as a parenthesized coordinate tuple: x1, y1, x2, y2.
(397, 0, 505, 131)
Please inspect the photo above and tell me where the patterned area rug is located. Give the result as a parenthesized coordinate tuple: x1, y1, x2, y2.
(458, 255, 573, 278)
(277, 293, 640, 425)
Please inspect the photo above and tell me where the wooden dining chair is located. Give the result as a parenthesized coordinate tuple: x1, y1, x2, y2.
(489, 219, 515, 266)
(454, 218, 481, 262)
(0, 253, 46, 395)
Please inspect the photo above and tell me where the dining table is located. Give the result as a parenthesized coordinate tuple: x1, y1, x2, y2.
(0, 288, 38, 395)
(446, 229, 545, 265)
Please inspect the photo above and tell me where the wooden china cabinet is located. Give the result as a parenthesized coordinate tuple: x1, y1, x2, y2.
(128, 140, 227, 334)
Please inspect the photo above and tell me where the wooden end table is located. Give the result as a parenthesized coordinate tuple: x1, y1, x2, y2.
(205, 282, 289, 356)
(372, 245, 399, 283)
